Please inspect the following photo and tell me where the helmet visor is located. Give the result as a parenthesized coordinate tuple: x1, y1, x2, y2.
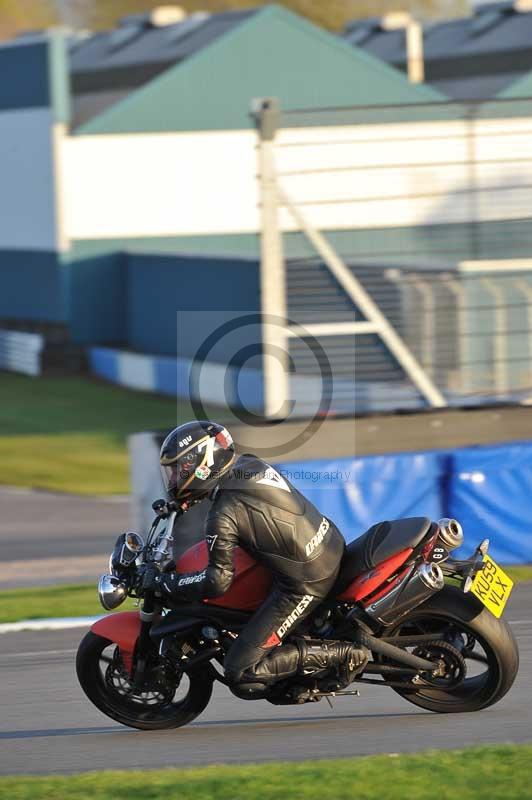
(160, 450, 197, 498)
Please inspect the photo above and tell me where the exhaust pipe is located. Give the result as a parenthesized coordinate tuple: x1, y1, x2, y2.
(437, 518, 464, 551)
(363, 562, 444, 626)
(419, 561, 445, 590)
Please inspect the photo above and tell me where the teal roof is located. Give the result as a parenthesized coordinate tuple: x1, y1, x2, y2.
(77, 4, 443, 135)
(498, 68, 532, 97)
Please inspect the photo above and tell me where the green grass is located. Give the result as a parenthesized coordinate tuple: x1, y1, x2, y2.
(0, 583, 129, 623)
(0, 373, 215, 494)
(505, 564, 532, 583)
(0, 745, 530, 799)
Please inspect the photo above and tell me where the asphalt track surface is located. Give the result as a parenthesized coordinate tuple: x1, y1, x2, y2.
(0, 487, 204, 588)
(0, 487, 130, 588)
(1, 584, 531, 776)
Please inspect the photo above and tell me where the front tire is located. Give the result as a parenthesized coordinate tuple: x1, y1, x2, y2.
(76, 631, 213, 730)
(388, 586, 519, 713)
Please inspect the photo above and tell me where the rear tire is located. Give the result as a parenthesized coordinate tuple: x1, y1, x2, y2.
(388, 586, 519, 713)
(76, 631, 213, 730)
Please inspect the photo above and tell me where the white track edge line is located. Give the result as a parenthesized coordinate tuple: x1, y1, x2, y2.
(0, 616, 105, 634)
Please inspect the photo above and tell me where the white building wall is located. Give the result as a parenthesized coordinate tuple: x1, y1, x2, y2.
(61, 116, 532, 241)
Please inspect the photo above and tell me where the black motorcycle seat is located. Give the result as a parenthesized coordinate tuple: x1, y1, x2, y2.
(333, 517, 432, 596)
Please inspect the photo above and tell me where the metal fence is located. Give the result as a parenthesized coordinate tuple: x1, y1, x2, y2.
(255, 96, 532, 417)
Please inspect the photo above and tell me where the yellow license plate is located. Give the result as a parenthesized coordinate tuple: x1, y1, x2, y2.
(470, 555, 513, 618)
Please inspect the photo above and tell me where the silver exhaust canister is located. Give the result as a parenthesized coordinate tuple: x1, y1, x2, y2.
(418, 561, 445, 591)
(364, 561, 445, 626)
(437, 518, 464, 551)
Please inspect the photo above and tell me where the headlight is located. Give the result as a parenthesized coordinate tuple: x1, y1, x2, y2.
(98, 574, 128, 610)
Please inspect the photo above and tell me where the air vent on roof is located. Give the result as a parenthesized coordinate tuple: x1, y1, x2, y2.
(470, 1, 512, 34)
(119, 5, 186, 29)
(343, 18, 380, 45)
(150, 6, 187, 26)
(346, 28, 372, 44)
(109, 24, 143, 48)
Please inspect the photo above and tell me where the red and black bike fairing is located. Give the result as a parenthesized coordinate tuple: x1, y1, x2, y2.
(90, 536, 420, 672)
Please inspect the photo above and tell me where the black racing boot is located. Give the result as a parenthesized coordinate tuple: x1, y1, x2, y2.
(297, 640, 370, 685)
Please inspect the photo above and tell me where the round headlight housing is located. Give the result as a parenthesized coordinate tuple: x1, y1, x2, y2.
(98, 574, 128, 610)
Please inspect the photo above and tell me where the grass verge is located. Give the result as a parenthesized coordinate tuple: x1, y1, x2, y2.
(0, 583, 128, 624)
(505, 564, 532, 583)
(0, 745, 530, 799)
(2, 564, 531, 624)
(0, 373, 217, 494)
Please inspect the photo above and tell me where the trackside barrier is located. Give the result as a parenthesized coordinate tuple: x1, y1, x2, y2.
(89, 347, 263, 410)
(447, 442, 532, 563)
(0, 330, 43, 376)
(280, 452, 445, 541)
(129, 434, 532, 563)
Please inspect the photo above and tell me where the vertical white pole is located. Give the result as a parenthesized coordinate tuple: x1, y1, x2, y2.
(254, 98, 290, 419)
(409, 277, 435, 378)
(382, 13, 424, 84)
(406, 19, 424, 84)
(52, 122, 69, 254)
(445, 277, 470, 395)
(512, 278, 532, 385)
(482, 278, 508, 396)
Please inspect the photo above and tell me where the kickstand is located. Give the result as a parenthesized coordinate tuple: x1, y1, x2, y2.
(325, 695, 333, 709)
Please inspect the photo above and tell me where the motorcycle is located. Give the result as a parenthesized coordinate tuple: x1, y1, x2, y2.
(76, 502, 519, 730)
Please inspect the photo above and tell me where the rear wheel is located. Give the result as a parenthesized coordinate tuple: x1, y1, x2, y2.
(386, 586, 519, 713)
(76, 631, 213, 730)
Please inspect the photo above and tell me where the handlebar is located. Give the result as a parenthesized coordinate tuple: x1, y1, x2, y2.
(141, 562, 158, 593)
(152, 498, 184, 518)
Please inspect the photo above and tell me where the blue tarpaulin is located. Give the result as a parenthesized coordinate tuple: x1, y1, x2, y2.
(277, 440, 532, 563)
(447, 441, 532, 564)
(276, 452, 445, 544)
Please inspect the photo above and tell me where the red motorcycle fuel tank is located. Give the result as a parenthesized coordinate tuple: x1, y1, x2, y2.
(176, 541, 272, 612)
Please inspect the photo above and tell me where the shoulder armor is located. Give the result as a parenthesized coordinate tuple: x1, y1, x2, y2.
(221, 455, 306, 515)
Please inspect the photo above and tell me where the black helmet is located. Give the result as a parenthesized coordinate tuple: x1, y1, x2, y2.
(159, 421, 235, 503)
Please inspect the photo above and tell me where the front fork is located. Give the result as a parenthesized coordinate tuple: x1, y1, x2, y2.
(132, 565, 159, 688)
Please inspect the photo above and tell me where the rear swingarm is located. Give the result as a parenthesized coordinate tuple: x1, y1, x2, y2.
(352, 630, 439, 672)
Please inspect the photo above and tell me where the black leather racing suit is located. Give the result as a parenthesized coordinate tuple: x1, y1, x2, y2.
(159, 455, 346, 697)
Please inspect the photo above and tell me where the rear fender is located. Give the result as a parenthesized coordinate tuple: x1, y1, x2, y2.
(91, 611, 141, 673)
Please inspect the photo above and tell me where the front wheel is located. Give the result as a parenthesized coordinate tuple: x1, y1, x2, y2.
(76, 631, 213, 730)
(387, 586, 519, 713)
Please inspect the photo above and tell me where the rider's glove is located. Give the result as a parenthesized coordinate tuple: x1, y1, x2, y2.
(142, 567, 161, 595)
(143, 570, 182, 600)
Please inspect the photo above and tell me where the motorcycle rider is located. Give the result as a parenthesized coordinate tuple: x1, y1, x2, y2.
(148, 420, 369, 700)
